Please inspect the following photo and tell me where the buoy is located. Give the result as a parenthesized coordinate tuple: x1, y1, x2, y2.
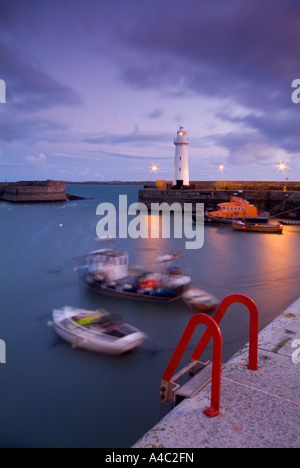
(59, 224, 63, 228)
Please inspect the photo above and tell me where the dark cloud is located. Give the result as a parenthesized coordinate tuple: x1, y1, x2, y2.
(0, 0, 19, 26)
(0, 0, 299, 181)
(147, 108, 164, 119)
(114, 0, 300, 166)
(119, 0, 299, 109)
(82, 128, 173, 146)
(0, 110, 71, 144)
(217, 108, 300, 154)
(0, 42, 82, 111)
(104, 151, 171, 161)
(209, 131, 271, 165)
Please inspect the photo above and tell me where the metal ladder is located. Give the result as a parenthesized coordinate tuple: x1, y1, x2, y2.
(160, 294, 259, 419)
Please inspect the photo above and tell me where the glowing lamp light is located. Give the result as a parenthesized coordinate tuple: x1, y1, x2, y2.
(149, 164, 159, 181)
(218, 164, 225, 189)
(218, 165, 225, 178)
(277, 162, 288, 191)
(277, 162, 288, 177)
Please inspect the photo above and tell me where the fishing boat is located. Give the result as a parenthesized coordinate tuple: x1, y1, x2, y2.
(52, 306, 147, 354)
(203, 196, 269, 224)
(232, 221, 283, 233)
(279, 219, 300, 226)
(183, 287, 220, 314)
(74, 249, 191, 302)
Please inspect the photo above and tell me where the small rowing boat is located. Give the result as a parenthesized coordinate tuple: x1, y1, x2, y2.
(52, 306, 147, 354)
(183, 287, 220, 314)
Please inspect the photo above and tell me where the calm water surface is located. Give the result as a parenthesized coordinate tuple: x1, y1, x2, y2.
(1, 184, 300, 448)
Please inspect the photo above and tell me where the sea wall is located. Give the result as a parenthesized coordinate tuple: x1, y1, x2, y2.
(156, 180, 300, 191)
(139, 185, 300, 218)
(0, 181, 67, 202)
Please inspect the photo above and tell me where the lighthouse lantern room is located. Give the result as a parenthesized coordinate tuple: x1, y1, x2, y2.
(173, 126, 190, 189)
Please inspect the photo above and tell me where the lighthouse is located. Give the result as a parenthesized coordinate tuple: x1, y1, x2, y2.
(173, 126, 190, 188)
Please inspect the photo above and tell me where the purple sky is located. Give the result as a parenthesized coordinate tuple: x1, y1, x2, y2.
(0, 0, 299, 182)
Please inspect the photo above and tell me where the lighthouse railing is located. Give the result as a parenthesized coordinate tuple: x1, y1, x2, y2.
(174, 137, 189, 144)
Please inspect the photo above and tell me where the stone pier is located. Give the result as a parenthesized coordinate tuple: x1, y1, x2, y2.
(0, 180, 67, 202)
(138, 181, 300, 218)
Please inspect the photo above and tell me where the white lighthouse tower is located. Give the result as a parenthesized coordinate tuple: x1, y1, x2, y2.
(173, 126, 190, 188)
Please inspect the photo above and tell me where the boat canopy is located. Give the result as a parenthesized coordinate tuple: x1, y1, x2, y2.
(86, 249, 129, 281)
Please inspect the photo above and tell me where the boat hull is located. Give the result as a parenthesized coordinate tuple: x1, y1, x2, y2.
(76, 266, 191, 303)
(52, 308, 146, 355)
(204, 215, 269, 224)
(232, 222, 283, 233)
(279, 220, 300, 226)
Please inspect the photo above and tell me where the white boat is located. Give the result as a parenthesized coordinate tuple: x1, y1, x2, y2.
(52, 306, 147, 355)
(183, 287, 220, 314)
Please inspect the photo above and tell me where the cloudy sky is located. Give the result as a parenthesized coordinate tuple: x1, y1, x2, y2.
(0, 0, 299, 182)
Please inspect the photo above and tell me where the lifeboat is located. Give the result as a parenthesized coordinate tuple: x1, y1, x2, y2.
(204, 196, 269, 224)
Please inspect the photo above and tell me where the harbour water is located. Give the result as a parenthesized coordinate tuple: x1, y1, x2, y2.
(1, 184, 300, 448)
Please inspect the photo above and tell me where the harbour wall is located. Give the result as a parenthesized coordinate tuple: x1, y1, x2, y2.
(156, 180, 300, 191)
(0, 181, 67, 202)
(139, 182, 300, 218)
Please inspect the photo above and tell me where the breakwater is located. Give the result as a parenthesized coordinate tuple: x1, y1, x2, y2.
(139, 181, 300, 218)
(0, 180, 67, 202)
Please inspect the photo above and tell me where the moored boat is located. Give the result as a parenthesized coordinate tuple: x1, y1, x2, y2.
(183, 287, 220, 314)
(202, 196, 269, 224)
(74, 249, 191, 302)
(52, 306, 147, 354)
(279, 219, 300, 226)
(232, 221, 283, 233)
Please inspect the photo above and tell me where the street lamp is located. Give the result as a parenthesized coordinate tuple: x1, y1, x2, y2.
(218, 164, 225, 189)
(149, 164, 158, 181)
(278, 163, 288, 191)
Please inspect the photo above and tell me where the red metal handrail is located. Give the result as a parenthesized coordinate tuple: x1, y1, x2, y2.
(191, 294, 259, 371)
(162, 313, 223, 418)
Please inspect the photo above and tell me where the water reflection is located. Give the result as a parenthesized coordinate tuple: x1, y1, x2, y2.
(1, 185, 300, 448)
